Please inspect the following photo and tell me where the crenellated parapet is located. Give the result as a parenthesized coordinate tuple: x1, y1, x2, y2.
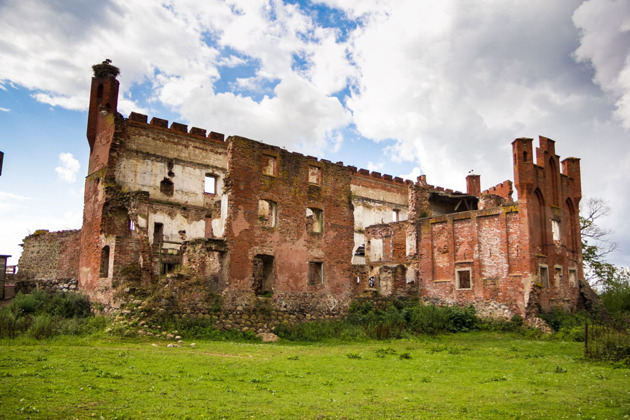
(126, 112, 226, 144)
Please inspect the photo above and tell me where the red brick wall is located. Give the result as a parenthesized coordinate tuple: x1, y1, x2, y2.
(224, 136, 355, 310)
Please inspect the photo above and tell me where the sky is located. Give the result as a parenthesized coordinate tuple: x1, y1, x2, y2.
(0, 0, 629, 268)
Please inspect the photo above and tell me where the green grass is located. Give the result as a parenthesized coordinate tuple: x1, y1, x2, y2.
(1, 332, 629, 419)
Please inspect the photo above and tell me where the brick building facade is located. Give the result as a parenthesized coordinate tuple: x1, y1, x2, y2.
(19, 62, 587, 326)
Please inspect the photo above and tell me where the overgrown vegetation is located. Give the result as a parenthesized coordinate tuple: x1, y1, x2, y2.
(273, 299, 504, 341)
(0, 290, 103, 339)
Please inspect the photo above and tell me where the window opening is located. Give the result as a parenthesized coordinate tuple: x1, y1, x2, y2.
(308, 165, 322, 185)
(456, 268, 472, 290)
(252, 254, 274, 296)
(308, 261, 324, 287)
(153, 222, 164, 245)
(306, 207, 323, 233)
(552, 220, 560, 242)
(129, 220, 135, 231)
(554, 266, 563, 287)
(100, 246, 110, 278)
(568, 268, 577, 287)
(262, 155, 277, 176)
(204, 174, 217, 194)
(258, 200, 277, 228)
(160, 178, 174, 196)
(392, 209, 400, 222)
(160, 262, 178, 275)
(539, 265, 549, 287)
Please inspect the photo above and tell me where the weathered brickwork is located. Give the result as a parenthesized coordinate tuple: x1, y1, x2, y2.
(16, 230, 81, 293)
(18, 62, 591, 328)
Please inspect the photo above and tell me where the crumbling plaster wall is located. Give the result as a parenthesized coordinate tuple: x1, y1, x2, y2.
(115, 122, 229, 244)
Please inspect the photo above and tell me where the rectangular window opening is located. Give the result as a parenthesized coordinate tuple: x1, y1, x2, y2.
(539, 265, 549, 287)
(308, 261, 324, 287)
(392, 209, 400, 222)
(100, 246, 110, 278)
(153, 222, 164, 245)
(253, 254, 274, 296)
(262, 155, 277, 176)
(308, 165, 322, 185)
(258, 199, 277, 228)
(306, 207, 323, 233)
(204, 174, 217, 194)
(456, 268, 472, 290)
(568, 268, 578, 287)
(552, 220, 561, 242)
(554, 266, 563, 288)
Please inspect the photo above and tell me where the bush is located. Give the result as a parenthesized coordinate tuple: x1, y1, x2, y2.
(13, 290, 48, 316)
(49, 292, 92, 318)
(1, 290, 98, 340)
(28, 314, 56, 340)
(0, 308, 23, 338)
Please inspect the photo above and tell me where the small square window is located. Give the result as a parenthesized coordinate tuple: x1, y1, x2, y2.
(306, 207, 323, 233)
(204, 174, 217, 194)
(456, 268, 472, 290)
(258, 199, 277, 228)
(308, 165, 322, 185)
(308, 261, 324, 287)
(539, 265, 549, 287)
(262, 155, 277, 176)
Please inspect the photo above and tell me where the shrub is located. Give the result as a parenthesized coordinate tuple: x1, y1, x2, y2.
(49, 292, 92, 318)
(28, 314, 56, 340)
(13, 290, 48, 315)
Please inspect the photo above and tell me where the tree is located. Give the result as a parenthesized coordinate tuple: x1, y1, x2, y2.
(580, 198, 630, 313)
(580, 198, 618, 287)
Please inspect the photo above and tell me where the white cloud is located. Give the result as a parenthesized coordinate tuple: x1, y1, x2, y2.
(573, 0, 630, 128)
(0, 107, 9, 112)
(55, 153, 80, 183)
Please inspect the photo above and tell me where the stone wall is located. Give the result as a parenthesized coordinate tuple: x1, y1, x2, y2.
(17, 229, 81, 283)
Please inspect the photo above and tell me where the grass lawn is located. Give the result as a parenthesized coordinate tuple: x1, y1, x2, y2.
(0, 331, 628, 419)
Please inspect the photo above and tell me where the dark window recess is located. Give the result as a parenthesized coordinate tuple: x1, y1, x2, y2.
(539, 266, 549, 287)
(153, 223, 164, 245)
(160, 178, 174, 196)
(308, 262, 324, 287)
(100, 246, 110, 278)
(457, 269, 471, 290)
(253, 255, 274, 296)
(354, 244, 365, 256)
(160, 263, 177, 275)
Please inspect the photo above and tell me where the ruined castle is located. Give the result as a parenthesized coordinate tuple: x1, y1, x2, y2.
(17, 62, 586, 328)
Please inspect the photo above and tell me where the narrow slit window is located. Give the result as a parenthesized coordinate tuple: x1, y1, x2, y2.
(100, 246, 110, 278)
(568, 268, 577, 287)
(554, 266, 563, 288)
